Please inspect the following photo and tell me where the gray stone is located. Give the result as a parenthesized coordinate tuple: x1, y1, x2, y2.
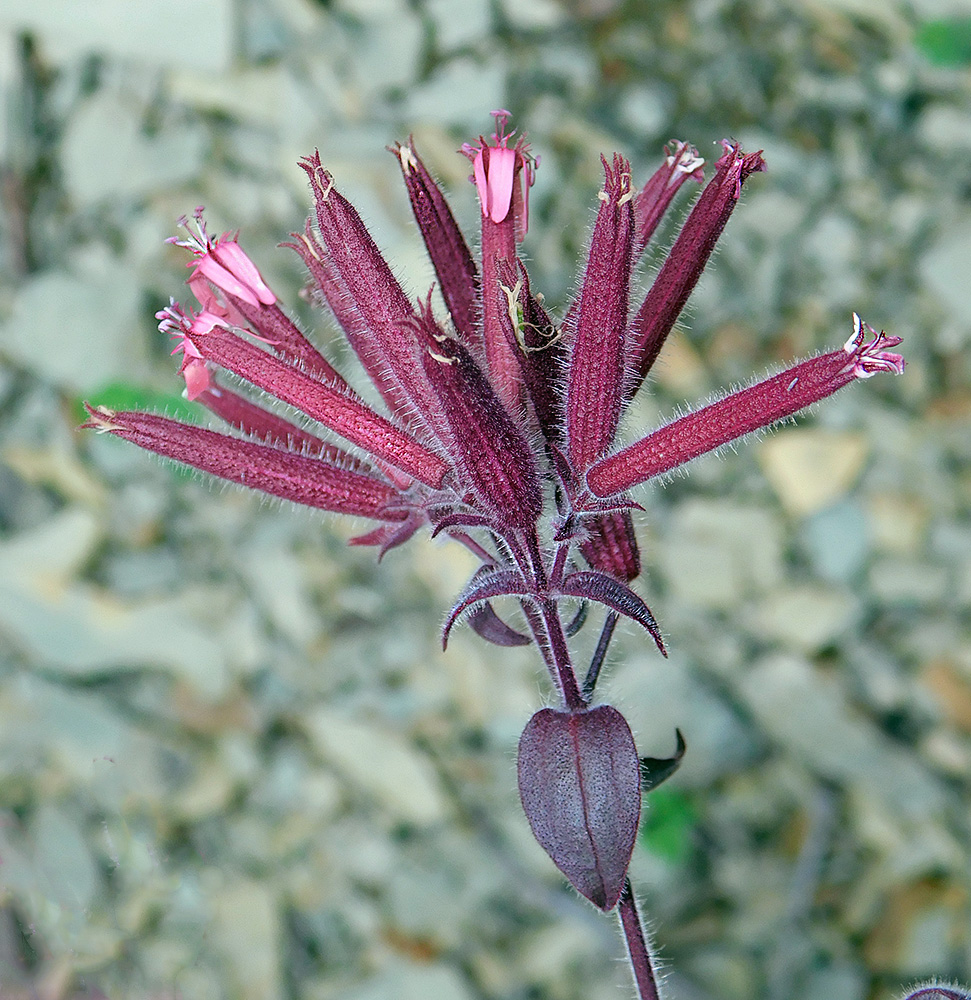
(744, 583, 859, 653)
(404, 58, 506, 124)
(0, 255, 146, 392)
(61, 89, 207, 204)
(31, 805, 100, 914)
(425, 0, 492, 49)
(606, 650, 757, 786)
(0, 0, 233, 67)
(920, 217, 971, 347)
(210, 879, 281, 1000)
(868, 557, 950, 606)
(801, 500, 870, 582)
(305, 709, 449, 825)
(799, 962, 866, 1000)
(343, 960, 475, 1000)
(655, 499, 784, 609)
(738, 654, 948, 823)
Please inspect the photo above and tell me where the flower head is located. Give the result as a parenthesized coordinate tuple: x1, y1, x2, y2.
(85, 113, 903, 680)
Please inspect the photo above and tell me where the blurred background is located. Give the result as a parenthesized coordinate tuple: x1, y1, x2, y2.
(1, 0, 970, 998)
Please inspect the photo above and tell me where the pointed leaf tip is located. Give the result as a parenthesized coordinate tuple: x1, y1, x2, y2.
(442, 569, 532, 649)
(518, 705, 641, 910)
(561, 571, 666, 656)
(640, 729, 686, 792)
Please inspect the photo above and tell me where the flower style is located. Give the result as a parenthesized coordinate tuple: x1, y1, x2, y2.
(83, 111, 903, 971)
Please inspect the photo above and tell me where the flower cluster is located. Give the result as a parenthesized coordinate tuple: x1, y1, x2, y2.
(84, 111, 903, 960)
(84, 111, 902, 678)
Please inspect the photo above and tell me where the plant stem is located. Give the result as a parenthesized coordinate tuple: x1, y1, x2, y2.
(539, 598, 585, 710)
(582, 610, 618, 699)
(618, 879, 661, 1000)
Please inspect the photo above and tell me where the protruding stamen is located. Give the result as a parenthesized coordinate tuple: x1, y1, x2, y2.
(844, 313, 905, 378)
(169, 207, 277, 308)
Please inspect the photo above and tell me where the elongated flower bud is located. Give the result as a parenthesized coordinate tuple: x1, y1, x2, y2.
(567, 154, 635, 474)
(417, 304, 543, 531)
(393, 139, 480, 345)
(300, 153, 449, 446)
(462, 110, 537, 410)
(82, 406, 407, 520)
(181, 319, 450, 489)
(587, 315, 904, 497)
(629, 142, 766, 390)
(194, 380, 357, 467)
(633, 140, 705, 254)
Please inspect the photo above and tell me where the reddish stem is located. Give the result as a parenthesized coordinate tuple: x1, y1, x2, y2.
(618, 879, 661, 1000)
(538, 598, 585, 711)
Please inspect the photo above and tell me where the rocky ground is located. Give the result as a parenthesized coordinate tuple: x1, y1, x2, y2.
(1, 0, 970, 998)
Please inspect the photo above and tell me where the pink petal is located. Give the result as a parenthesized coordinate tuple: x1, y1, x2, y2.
(486, 146, 517, 223)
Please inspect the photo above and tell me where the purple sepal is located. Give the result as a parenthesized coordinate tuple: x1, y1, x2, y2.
(518, 704, 641, 911)
(349, 515, 423, 558)
(430, 512, 498, 538)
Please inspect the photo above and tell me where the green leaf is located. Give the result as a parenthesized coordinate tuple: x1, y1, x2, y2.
(638, 787, 696, 865)
(915, 18, 971, 67)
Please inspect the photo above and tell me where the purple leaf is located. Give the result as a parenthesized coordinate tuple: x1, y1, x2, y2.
(560, 571, 666, 656)
(467, 602, 531, 647)
(443, 569, 533, 648)
(518, 705, 641, 911)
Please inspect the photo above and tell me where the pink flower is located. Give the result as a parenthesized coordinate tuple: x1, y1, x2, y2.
(169, 208, 276, 308)
(462, 108, 536, 232)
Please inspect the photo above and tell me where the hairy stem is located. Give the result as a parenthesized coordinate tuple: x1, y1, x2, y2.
(583, 611, 619, 700)
(618, 879, 661, 1000)
(538, 597, 585, 711)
